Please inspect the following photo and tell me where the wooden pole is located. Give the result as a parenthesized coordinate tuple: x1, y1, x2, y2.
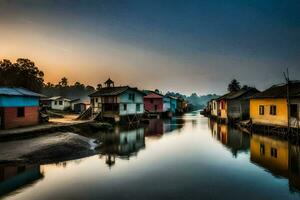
(284, 69, 290, 133)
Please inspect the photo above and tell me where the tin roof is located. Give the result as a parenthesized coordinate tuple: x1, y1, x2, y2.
(0, 87, 44, 97)
(48, 96, 71, 101)
(250, 81, 300, 99)
(89, 86, 145, 97)
(217, 88, 259, 101)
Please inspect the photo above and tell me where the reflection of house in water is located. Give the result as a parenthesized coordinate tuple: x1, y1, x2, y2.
(163, 118, 185, 134)
(144, 119, 164, 138)
(0, 165, 44, 196)
(209, 119, 250, 157)
(250, 134, 300, 192)
(99, 127, 145, 167)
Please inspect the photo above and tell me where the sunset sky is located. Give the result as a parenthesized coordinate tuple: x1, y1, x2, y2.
(0, 0, 299, 95)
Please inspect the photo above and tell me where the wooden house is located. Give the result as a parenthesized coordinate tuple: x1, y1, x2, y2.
(216, 88, 259, 122)
(89, 79, 145, 123)
(226, 88, 259, 120)
(0, 87, 43, 129)
(143, 91, 164, 113)
(250, 81, 300, 129)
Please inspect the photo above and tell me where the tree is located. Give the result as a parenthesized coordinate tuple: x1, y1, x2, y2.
(0, 58, 44, 92)
(59, 77, 68, 87)
(86, 85, 95, 93)
(227, 79, 241, 92)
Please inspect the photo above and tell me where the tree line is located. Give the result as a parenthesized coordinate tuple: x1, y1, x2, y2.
(0, 58, 254, 106)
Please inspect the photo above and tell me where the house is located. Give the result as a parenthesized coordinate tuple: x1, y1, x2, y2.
(249, 81, 300, 128)
(176, 97, 188, 114)
(226, 88, 260, 120)
(211, 99, 219, 117)
(143, 91, 164, 113)
(169, 96, 177, 114)
(0, 87, 43, 129)
(49, 96, 71, 111)
(70, 99, 89, 114)
(89, 79, 145, 122)
(216, 88, 259, 122)
(163, 96, 171, 112)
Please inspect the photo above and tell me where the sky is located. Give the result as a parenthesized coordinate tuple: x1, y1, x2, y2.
(0, 0, 299, 95)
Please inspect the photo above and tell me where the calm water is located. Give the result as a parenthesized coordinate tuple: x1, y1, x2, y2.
(1, 111, 300, 200)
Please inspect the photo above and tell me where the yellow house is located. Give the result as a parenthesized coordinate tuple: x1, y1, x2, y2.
(250, 81, 300, 128)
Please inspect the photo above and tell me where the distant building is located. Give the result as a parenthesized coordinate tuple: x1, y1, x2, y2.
(163, 96, 171, 112)
(211, 99, 219, 117)
(143, 91, 164, 113)
(0, 87, 43, 129)
(49, 96, 71, 111)
(250, 81, 300, 128)
(89, 79, 145, 122)
(176, 97, 188, 114)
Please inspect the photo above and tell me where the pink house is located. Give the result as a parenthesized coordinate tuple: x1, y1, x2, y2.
(143, 91, 163, 113)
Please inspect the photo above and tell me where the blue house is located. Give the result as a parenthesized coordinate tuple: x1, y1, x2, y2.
(0, 87, 43, 129)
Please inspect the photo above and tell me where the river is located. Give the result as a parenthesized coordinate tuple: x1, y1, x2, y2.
(1, 111, 300, 199)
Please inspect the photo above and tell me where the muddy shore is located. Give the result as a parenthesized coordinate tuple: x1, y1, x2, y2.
(0, 122, 114, 164)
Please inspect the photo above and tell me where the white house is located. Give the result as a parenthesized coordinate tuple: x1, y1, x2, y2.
(49, 96, 71, 110)
(88, 79, 145, 123)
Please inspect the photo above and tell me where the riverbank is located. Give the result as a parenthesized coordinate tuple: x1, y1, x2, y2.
(0, 120, 113, 141)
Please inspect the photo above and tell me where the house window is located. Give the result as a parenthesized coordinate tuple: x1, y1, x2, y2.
(59, 100, 63, 105)
(290, 104, 298, 118)
(129, 93, 135, 101)
(136, 104, 141, 111)
(17, 107, 25, 117)
(150, 99, 154, 104)
(260, 143, 265, 155)
(95, 98, 98, 103)
(154, 105, 158, 111)
(213, 102, 216, 109)
(259, 105, 264, 115)
(91, 99, 94, 105)
(123, 104, 127, 111)
(271, 148, 277, 158)
(270, 105, 277, 115)
(54, 101, 58, 105)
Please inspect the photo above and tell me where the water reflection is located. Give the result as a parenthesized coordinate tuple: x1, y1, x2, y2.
(0, 165, 44, 197)
(250, 134, 300, 192)
(209, 119, 250, 157)
(2, 114, 300, 199)
(99, 126, 146, 167)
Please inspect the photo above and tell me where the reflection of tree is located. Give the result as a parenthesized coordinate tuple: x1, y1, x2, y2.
(0, 164, 44, 196)
(99, 126, 145, 168)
